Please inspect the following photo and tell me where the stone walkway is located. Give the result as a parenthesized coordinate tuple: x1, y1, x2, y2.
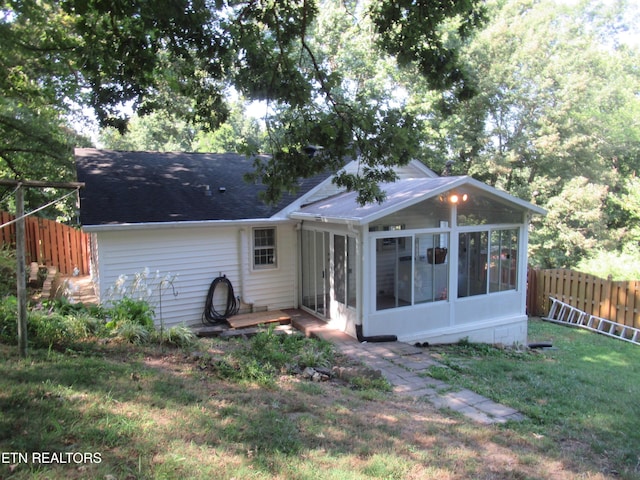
(287, 310, 526, 425)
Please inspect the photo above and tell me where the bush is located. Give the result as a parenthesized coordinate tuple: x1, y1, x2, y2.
(0, 248, 16, 298)
(64, 312, 105, 337)
(152, 325, 196, 348)
(106, 297, 155, 330)
(28, 311, 80, 349)
(1, 297, 106, 348)
(576, 249, 640, 280)
(0, 296, 17, 344)
(114, 321, 151, 345)
(47, 296, 106, 319)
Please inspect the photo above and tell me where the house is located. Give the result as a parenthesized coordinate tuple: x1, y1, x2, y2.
(75, 148, 545, 345)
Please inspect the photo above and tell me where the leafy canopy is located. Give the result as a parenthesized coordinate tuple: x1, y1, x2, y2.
(1, 0, 486, 207)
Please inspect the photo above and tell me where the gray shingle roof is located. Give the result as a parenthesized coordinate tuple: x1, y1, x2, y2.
(75, 148, 332, 225)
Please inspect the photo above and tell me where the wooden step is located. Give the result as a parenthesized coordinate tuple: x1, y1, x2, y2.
(226, 310, 291, 329)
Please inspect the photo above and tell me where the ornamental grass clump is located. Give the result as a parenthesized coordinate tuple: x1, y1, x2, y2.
(152, 325, 197, 348)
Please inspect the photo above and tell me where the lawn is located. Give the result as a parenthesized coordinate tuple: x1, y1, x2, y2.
(0, 319, 638, 479)
(427, 318, 640, 478)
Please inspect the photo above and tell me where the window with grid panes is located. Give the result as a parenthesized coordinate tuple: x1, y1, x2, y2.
(253, 227, 276, 268)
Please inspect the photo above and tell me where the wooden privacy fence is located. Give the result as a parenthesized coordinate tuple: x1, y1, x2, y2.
(527, 268, 640, 330)
(0, 211, 90, 275)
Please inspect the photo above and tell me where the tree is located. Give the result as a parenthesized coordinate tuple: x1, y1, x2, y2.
(449, 0, 640, 193)
(192, 104, 266, 154)
(2, 0, 486, 210)
(100, 113, 196, 153)
(245, 0, 486, 204)
(100, 100, 266, 154)
(423, 0, 640, 267)
(529, 177, 610, 268)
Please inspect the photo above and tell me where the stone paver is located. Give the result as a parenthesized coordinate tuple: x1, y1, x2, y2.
(286, 309, 526, 425)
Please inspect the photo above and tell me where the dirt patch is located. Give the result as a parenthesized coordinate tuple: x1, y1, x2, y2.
(91, 339, 614, 480)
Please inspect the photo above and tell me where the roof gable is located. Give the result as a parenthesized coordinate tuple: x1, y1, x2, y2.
(75, 148, 332, 226)
(291, 176, 546, 224)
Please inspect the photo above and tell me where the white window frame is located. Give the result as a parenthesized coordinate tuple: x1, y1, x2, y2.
(252, 227, 277, 270)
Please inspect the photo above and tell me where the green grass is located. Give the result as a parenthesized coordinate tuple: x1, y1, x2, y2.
(576, 249, 640, 280)
(0, 320, 638, 479)
(426, 318, 640, 477)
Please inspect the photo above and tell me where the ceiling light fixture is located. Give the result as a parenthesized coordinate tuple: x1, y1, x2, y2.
(440, 192, 469, 204)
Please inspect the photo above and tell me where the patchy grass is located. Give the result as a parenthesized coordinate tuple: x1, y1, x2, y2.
(0, 323, 635, 479)
(426, 318, 640, 478)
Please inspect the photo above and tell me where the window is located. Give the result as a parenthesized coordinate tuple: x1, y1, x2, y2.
(253, 227, 276, 269)
(489, 229, 518, 292)
(458, 232, 488, 297)
(375, 235, 413, 310)
(347, 236, 357, 308)
(458, 228, 519, 297)
(334, 235, 357, 309)
(456, 190, 523, 226)
(414, 233, 449, 304)
(375, 233, 450, 311)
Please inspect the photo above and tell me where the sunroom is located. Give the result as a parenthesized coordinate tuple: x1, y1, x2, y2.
(291, 176, 546, 346)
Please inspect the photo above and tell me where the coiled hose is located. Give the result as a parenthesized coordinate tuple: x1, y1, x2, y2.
(202, 276, 240, 324)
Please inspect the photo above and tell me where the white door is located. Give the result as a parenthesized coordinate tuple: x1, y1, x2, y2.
(301, 230, 330, 318)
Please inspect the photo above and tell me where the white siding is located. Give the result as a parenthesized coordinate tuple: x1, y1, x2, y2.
(396, 161, 438, 179)
(95, 223, 298, 327)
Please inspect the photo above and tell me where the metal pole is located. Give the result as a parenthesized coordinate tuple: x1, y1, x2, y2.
(16, 185, 28, 358)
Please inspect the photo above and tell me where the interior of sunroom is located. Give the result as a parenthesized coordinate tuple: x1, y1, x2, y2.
(366, 185, 527, 316)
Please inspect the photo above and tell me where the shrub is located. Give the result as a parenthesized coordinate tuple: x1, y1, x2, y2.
(576, 249, 640, 281)
(0, 296, 17, 344)
(65, 312, 105, 337)
(152, 325, 196, 348)
(28, 311, 78, 349)
(114, 321, 151, 345)
(0, 248, 16, 297)
(106, 297, 155, 330)
(47, 296, 106, 319)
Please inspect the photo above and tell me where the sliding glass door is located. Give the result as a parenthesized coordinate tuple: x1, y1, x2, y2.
(301, 230, 330, 317)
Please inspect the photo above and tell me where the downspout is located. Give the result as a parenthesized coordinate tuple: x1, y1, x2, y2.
(238, 228, 255, 312)
(355, 325, 397, 343)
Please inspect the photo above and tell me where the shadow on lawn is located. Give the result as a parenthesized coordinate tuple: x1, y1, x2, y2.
(0, 342, 617, 480)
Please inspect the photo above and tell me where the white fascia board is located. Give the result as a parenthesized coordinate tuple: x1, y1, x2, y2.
(81, 217, 293, 233)
(288, 212, 364, 225)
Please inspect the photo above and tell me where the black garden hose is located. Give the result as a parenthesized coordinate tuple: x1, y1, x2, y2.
(202, 276, 240, 324)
